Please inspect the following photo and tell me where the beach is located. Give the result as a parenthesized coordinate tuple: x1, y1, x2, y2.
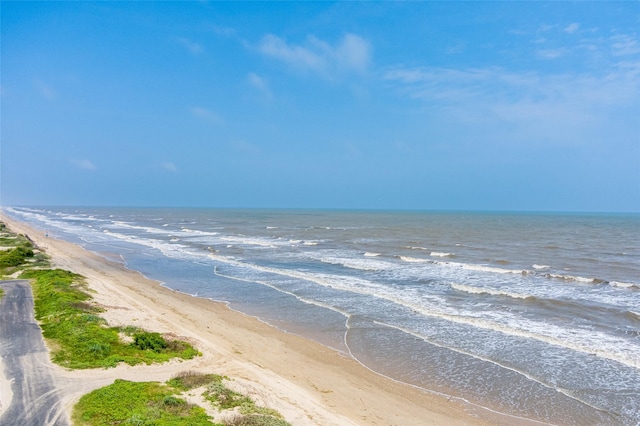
(0, 213, 492, 425)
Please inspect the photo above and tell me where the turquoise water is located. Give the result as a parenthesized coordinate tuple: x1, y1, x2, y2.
(7, 207, 640, 425)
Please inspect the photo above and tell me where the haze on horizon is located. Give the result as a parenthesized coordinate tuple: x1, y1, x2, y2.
(1, 2, 639, 213)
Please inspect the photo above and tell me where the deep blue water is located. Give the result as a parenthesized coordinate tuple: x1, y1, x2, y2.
(6, 207, 640, 425)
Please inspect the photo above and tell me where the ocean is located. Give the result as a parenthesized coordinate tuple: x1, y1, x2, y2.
(5, 206, 640, 425)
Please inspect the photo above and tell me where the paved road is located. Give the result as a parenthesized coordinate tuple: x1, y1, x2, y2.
(0, 280, 70, 426)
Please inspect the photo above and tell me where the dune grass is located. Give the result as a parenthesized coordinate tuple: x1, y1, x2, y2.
(74, 372, 291, 426)
(0, 222, 49, 277)
(20, 268, 199, 369)
(73, 379, 212, 426)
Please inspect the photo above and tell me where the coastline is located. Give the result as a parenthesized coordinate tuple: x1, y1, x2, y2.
(0, 213, 493, 425)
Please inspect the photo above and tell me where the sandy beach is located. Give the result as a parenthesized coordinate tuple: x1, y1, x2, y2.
(0, 213, 493, 425)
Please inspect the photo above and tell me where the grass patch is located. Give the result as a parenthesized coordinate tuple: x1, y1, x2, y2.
(20, 268, 200, 369)
(73, 379, 213, 426)
(168, 371, 224, 390)
(0, 222, 50, 277)
(202, 375, 290, 425)
(74, 374, 291, 426)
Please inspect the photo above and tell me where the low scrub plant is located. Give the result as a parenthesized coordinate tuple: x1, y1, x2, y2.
(0, 225, 49, 276)
(73, 379, 213, 426)
(74, 375, 291, 426)
(168, 371, 224, 390)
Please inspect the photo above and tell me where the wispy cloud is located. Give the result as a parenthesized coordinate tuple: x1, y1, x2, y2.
(537, 48, 567, 60)
(34, 79, 55, 101)
(190, 106, 223, 124)
(258, 33, 371, 77)
(231, 139, 261, 155)
(162, 162, 178, 173)
(383, 62, 640, 145)
(69, 158, 96, 171)
(610, 34, 640, 56)
(210, 24, 236, 37)
(247, 72, 273, 100)
(176, 37, 203, 55)
(564, 23, 580, 34)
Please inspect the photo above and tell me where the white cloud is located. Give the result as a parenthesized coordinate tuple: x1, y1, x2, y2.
(537, 48, 567, 59)
(69, 158, 96, 171)
(210, 25, 236, 37)
(247, 72, 273, 99)
(610, 34, 640, 56)
(176, 37, 203, 55)
(162, 162, 178, 172)
(564, 23, 580, 34)
(34, 79, 55, 101)
(190, 106, 222, 124)
(383, 62, 640, 145)
(258, 33, 371, 77)
(231, 140, 261, 155)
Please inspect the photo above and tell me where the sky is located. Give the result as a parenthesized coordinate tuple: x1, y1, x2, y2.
(1, 1, 639, 212)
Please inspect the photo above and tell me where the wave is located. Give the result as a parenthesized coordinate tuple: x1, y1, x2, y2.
(399, 256, 429, 263)
(435, 260, 530, 275)
(208, 252, 640, 370)
(609, 281, 639, 290)
(364, 252, 380, 257)
(368, 321, 609, 417)
(545, 273, 612, 286)
(430, 252, 453, 258)
(451, 283, 532, 300)
(532, 264, 550, 270)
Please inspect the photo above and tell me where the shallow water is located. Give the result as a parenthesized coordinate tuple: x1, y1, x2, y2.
(7, 207, 640, 424)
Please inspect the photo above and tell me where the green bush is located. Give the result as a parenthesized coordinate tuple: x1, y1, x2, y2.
(0, 245, 34, 268)
(133, 332, 167, 352)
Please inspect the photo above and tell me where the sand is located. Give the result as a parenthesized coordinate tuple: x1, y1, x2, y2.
(0, 213, 492, 425)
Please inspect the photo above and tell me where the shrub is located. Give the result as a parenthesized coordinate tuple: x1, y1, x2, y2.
(0, 246, 34, 268)
(133, 332, 167, 352)
(168, 371, 223, 390)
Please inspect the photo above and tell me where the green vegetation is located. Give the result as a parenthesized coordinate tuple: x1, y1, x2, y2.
(0, 223, 49, 277)
(20, 268, 199, 369)
(74, 373, 291, 426)
(0, 221, 38, 293)
(73, 379, 212, 426)
(1, 222, 289, 425)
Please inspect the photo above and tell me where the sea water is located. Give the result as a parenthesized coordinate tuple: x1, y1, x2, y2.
(5, 207, 640, 425)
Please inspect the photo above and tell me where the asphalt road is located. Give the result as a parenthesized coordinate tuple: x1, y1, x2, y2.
(0, 280, 70, 426)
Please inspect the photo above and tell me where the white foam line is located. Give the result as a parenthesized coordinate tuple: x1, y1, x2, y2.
(369, 320, 612, 419)
(209, 253, 640, 370)
(451, 283, 532, 300)
(213, 267, 351, 320)
(340, 317, 556, 426)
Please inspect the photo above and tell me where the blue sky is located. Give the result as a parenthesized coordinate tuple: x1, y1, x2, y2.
(2, 2, 639, 212)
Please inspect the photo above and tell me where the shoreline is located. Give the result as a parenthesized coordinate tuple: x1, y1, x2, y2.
(1, 212, 498, 425)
